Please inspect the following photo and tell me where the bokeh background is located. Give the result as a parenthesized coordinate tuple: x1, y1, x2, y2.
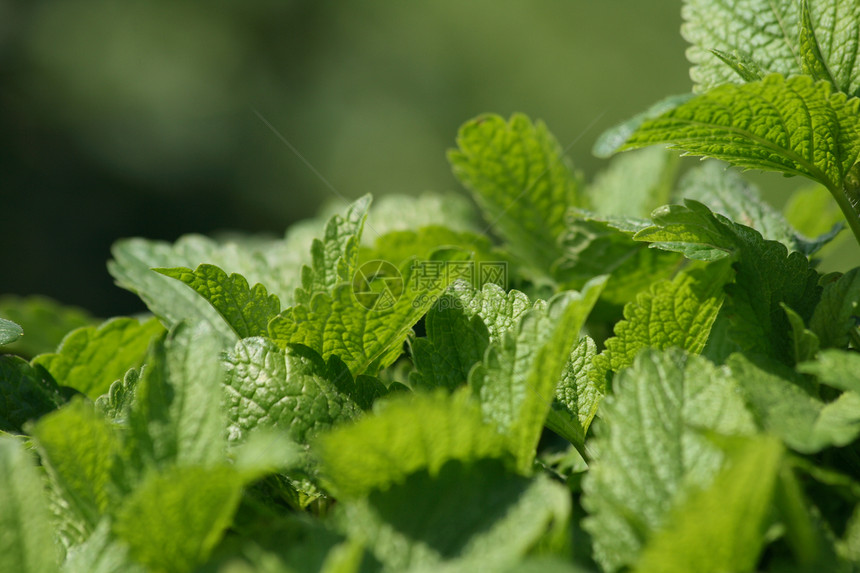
(3, 1, 856, 317)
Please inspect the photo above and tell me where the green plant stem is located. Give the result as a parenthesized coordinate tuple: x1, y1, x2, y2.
(833, 165, 860, 249)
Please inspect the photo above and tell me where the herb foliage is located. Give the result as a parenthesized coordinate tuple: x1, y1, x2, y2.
(4, 1, 860, 571)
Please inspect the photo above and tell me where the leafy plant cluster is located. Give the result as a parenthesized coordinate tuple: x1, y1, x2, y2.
(5, 1, 860, 571)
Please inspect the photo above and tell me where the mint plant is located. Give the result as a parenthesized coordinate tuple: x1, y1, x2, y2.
(4, 1, 860, 572)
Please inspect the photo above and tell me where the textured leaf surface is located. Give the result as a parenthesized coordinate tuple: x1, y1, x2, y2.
(582, 349, 756, 573)
(296, 195, 370, 305)
(676, 161, 832, 255)
(682, 0, 860, 95)
(632, 436, 782, 573)
(0, 356, 69, 433)
(30, 399, 121, 545)
(591, 263, 730, 387)
(113, 465, 244, 573)
(109, 234, 301, 343)
(470, 278, 606, 471)
(0, 318, 23, 346)
(317, 390, 510, 499)
(0, 437, 59, 573)
(361, 226, 502, 276)
(338, 460, 569, 573)
(130, 323, 227, 468)
(32, 317, 163, 400)
(449, 113, 582, 275)
(730, 354, 860, 453)
(157, 264, 279, 339)
(410, 282, 533, 391)
(617, 75, 860, 194)
(270, 252, 466, 376)
(545, 336, 600, 450)
(223, 339, 363, 445)
(636, 200, 821, 363)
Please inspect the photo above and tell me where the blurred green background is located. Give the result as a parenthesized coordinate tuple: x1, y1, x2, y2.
(3, 1, 855, 317)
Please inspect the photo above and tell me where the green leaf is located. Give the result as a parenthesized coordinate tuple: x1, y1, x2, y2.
(545, 336, 600, 450)
(0, 356, 70, 433)
(632, 436, 783, 573)
(783, 302, 821, 364)
(32, 317, 164, 400)
(555, 212, 682, 313)
(800, 349, 860, 393)
(364, 192, 481, 239)
(409, 299, 490, 392)
(30, 398, 122, 545)
(449, 113, 583, 276)
(409, 281, 534, 391)
(296, 194, 370, 306)
(156, 264, 279, 339)
(316, 389, 510, 499)
(269, 250, 468, 376)
(129, 322, 227, 468)
(620, 75, 860, 197)
(587, 147, 679, 219)
(709, 48, 766, 83)
(593, 93, 694, 159)
(676, 160, 834, 256)
(591, 263, 730, 388)
(810, 268, 860, 349)
(109, 233, 301, 344)
(682, 0, 860, 95)
(800, 0, 839, 86)
(113, 465, 245, 573)
(440, 281, 533, 343)
(61, 520, 145, 573)
(0, 295, 96, 359)
(361, 226, 504, 278)
(582, 349, 756, 573)
(636, 200, 821, 364)
(730, 354, 860, 453)
(0, 318, 23, 346)
(0, 436, 60, 573)
(470, 277, 606, 471)
(337, 460, 569, 573)
(223, 339, 363, 445)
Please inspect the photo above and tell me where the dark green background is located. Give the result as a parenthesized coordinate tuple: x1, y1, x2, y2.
(3, 1, 853, 317)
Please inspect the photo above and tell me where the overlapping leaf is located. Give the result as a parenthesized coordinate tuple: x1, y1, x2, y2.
(611, 75, 860, 196)
(635, 200, 821, 364)
(269, 250, 467, 376)
(223, 339, 366, 445)
(632, 436, 783, 573)
(296, 194, 370, 305)
(590, 263, 731, 388)
(32, 317, 163, 400)
(682, 0, 860, 95)
(582, 349, 756, 573)
(449, 113, 583, 276)
(0, 437, 60, 573)
(469, 277, 606, 469)
(316, 390, 511, 499)
(156, 264, 279, 339)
